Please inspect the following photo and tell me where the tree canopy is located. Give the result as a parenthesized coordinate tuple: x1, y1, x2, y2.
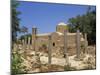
(11, 0, 21, 43)
(68, 7, 96, 45)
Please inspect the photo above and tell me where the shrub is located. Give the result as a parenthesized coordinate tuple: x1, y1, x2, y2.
(11, 50, 24, 75)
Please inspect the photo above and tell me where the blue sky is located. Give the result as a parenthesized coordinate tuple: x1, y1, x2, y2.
(17, 1, 95, 35)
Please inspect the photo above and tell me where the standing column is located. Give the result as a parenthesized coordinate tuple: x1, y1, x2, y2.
(22, 39, 26, 58)
(48, 35, 51, 64)
(24, 36, 27, 49)
(24, 37, 27, 57)
(13, 43, 17, 52)
(32, 27, 37, 51)
(84, 33, 88, 54)
(76, 30, 81, 59)
(28, 37, 30, 50)
(28, 37, 30, 45)
(22, 39, 25, 50)
(64, 30, 69, 65)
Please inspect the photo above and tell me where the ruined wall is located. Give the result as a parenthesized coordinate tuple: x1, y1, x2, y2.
(31, 27, 87, 57)
(33, 32, 86, 57)
(50, 33, 85, 57)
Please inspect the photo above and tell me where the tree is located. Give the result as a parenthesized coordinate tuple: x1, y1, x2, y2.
(19, 26, 28, 44)
(20, 26, 28, 34)
(68, 6, 96, 45)
(11, 0, 21, 44)
(11, 0, 24, 75)
(19, 33, 32, 44)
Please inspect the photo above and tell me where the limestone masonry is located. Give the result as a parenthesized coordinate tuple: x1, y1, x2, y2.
(31, 22, 87, 56)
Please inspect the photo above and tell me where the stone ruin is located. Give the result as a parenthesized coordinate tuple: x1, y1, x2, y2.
(15, 22, 88, 59)
(12, 22, 97, 73)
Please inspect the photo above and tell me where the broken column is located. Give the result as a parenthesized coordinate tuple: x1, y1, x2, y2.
(13, 43, 17, 52)
(22, 39, 25, 50)
(22, 39, 26, 58)
(24, 36, 27, 49)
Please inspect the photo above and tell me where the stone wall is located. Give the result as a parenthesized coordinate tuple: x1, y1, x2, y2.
(31, 32, 86, 57)
(18, 28, 87, 57)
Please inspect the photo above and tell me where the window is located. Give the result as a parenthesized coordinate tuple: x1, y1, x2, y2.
(53, 42, 55, 46)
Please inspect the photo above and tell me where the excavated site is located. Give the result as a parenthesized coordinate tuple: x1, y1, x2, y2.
(13, 44, 96, 73)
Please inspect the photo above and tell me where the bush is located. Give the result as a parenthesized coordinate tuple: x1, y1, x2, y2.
(11, 50, 24, 75)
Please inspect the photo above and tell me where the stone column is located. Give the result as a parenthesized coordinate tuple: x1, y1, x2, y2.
(32, 27, 37, 51)
(84, 33, 88, 54)
(76, 30, 81, 59)
(22, 39, 25, 50)
(28, 37, 30, 50)
(25, 36, 28, 58)
(28, 37, 30, 45)
(48, 35, 52, 64)
(13, 43, 17, 52)
(64, 30, 69, 65)
(25, 36, 27, 49)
